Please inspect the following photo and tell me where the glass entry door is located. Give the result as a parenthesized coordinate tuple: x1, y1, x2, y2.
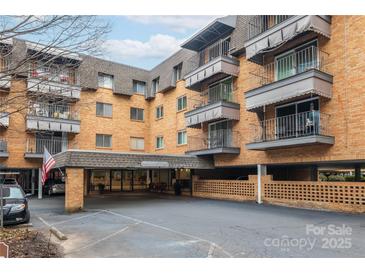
(111, 170, 122, 191)
(122, 170, 133, 191)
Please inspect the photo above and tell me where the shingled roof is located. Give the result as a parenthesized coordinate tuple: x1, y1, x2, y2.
(53, 150, 214, 169)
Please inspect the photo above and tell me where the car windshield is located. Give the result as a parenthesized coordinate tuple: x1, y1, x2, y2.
(1, 187, 24, 199)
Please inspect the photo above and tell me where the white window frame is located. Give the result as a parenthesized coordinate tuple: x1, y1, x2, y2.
(156, 136, 164, 149)
(152, 77, 159, 94)
(156, 105, 164, 119)
(130, 107, 144, 121)
(133, 80, 146, 95)
(177, 95, 187, 112)
(130, 137, 145, 150)
(96, 134, 112, 148)
(96, 102, 112, 117)
(98, 73, 114, 89)
(173, 63, 182, 83)
(177, 130, 187, 145)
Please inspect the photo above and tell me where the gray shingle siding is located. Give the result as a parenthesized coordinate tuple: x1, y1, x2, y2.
(146, 49, 199, 97)
(6, 16, 252, 98)
(53, 150, 214, 169)
(79, 55, 150, 96)
(230, 15, 252, 57)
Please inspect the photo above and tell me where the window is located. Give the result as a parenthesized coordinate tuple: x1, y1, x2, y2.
(177, 95, 187, 111)
(156, 136, 164, 149)
(151, 77, 159, 94)
(96, 134, 112, 148)
(156, 105, 164, 119)
(133, 80, 146, 94)
(130, 137, 145, 150)
(275, 40, 318, 81)
(177, 130, 187, 145)
(173, 63, 182, 82)
(96, 102, 112, 117)
(98, 73, 114, 89)
(130, 107, 144, 121)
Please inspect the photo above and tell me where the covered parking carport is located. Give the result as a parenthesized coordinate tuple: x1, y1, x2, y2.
(52, 149, 214, 212)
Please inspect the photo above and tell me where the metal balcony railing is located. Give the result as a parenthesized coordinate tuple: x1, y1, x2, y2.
(0, 138, 8, 153)
(249, 111, 330, 143)
(250, 46, 329, 87)
(187, 129, 240, 152)
(25, 136, 77, 155)
(247, 15, 293, 40)
(188, 82, 236, 111)
(28, 101, 80, 120)
(198, 38, 232, 66)
(29, 63, 80, 86)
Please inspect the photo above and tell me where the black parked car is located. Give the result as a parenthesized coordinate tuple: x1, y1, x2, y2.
(0, 178, 19, 185)
(1, 185, 31, 225)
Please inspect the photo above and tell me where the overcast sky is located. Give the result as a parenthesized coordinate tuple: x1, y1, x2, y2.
(99, 16, 219, 70)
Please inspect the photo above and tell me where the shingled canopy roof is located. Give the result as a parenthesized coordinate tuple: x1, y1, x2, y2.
(53, 150, 214, 169)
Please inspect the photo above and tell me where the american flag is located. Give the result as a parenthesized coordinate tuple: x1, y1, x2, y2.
(41, 147, 56, 185)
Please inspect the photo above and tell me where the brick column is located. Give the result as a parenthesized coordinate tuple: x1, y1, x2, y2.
(191, 175, 199, 197)
(65, 168, 84, 213)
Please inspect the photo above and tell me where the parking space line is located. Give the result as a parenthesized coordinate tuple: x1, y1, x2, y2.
(67, 222, 141, 255)
(102, 209, 233, 258)
(38, 216, 52, 227)
(50, 211, 104, 226)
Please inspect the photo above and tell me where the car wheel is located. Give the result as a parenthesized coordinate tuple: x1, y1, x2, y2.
(24, 211, 30, 224)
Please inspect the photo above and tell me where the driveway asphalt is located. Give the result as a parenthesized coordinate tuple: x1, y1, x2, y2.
(28, 192, 365, 258)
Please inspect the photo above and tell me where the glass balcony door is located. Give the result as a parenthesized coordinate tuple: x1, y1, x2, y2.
(275, 41, 318, 81)
(208, 120, 232, 148)
(275, 98, 319, 139)
(208, 78, 233, 104)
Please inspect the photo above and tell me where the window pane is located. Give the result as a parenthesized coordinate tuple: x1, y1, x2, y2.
(96, 134, 103, 147)
(104, 135, 112, 147)
(96, 102, 103, 116)
(104, 104, 112, 117)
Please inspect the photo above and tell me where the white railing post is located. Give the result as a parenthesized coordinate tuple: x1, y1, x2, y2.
(257, 164, 266, 204)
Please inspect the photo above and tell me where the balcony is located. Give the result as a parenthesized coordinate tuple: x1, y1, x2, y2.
(185, 82, 240, 128)
(187, 129, 240, 156)
(26, 102, 80, 133)
(244, 15, 331, 62)
(0, 138, 8, 158)
(246, 111, 334, 150)
(24, 136, 77, 159)
(28, 65, 81, 100)
(0, 112, 9, 128)
(245, 46, 333, 111)
(184, 39, 239, 91)
(0, 55, 11, 90)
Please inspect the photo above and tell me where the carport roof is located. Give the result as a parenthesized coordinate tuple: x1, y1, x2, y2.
(53, 149, 214, 169)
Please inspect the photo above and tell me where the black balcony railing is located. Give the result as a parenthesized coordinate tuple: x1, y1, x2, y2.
(247, 15, 293, 40)
(250, 46, 329, 87)
(249, 111, 330, 143)
(187, 129, 240, 152)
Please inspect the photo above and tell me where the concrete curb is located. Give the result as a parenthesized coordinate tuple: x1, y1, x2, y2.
(50, 226, 68, 240)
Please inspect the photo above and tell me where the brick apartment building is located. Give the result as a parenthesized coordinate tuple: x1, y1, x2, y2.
(1, 16, 365, 212)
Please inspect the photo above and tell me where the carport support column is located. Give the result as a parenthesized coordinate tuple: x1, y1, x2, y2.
(38, 168, 42, 199)
(257, 164, 267, 204)
(65, 168, 84, 213)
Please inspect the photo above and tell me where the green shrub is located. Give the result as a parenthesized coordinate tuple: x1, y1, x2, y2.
(327, 175, 345, 182)
(319, 174, 328, 181)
